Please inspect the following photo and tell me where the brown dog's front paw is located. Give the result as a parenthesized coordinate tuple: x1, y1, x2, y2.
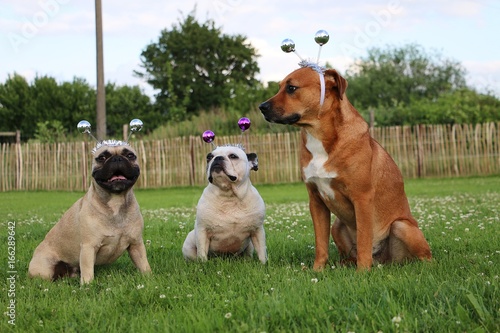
(312, 262, 326, 272)
(356, 265, 371, 273)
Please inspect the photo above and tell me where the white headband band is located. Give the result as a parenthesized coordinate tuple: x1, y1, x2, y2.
(319, 72, 325, 107)
(299, 60, 326, 108)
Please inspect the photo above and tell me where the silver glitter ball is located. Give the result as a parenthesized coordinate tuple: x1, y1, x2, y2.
(314, 30, 329, 46)
(77, 120, 91, 134)
(281, 38, 296, 53)
(129, 119, 143, 132)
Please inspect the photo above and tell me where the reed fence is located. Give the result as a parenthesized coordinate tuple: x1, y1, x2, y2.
(1, 123, 499, 192)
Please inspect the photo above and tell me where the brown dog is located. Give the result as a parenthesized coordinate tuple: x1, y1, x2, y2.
(259, 66, 431, 271)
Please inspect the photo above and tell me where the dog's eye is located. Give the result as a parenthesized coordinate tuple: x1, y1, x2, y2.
(126, 153, 136, 160)
(229, 154, 239, 160)
(206, 153, 214, 163)
(286, 84, 298, 94)
(95, 154, 107, 162)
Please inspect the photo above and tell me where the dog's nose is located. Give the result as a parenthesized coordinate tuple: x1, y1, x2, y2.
(110, 156, 124, 162)
(259, 101, 271, 113)
(213, 156, 224, 162)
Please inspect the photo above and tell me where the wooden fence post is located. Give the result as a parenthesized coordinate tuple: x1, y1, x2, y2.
(189, 136, 195, 186)
(15, 142, 22, 190)
(123, 124, 128, 141)
(416, 124, 423, 178)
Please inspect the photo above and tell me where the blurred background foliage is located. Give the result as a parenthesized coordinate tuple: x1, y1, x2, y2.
(1, 13, 498, 143)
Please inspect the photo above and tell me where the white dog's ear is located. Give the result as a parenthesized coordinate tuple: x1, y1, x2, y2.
(206, 152, 214, 164)
(247, 153, 258, 171)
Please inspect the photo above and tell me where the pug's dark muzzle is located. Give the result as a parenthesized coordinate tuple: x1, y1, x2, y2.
(92, 156, 140, 193)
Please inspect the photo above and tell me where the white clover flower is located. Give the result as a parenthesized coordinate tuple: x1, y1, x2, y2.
(136, 284, 144, 289)
(225, 312, 232, 319)
(311, 278, 318, 283)
(159, 294, 166, 299)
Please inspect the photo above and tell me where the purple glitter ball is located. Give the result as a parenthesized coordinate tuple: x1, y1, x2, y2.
(238, 117, 251, 132)
(202, 130, 215, 143)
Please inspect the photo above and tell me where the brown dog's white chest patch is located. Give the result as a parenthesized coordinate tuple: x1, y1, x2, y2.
(303, 132, 337, 200)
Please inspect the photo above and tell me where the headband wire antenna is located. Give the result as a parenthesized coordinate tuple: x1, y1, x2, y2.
(78, 118, 144, 155)
(77, 120, 98, 142)
(281, 39, 303, 61)
(202, 117, 251, 150)
(127, 118, 144, 142)
(281, 30, 330, 108)
(238, 117, 251, 145)
(202, 130, 216, 148)
(314, 29, 330, 63)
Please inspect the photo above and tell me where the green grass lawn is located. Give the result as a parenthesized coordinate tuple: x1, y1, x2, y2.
(1, 176, 499, 332)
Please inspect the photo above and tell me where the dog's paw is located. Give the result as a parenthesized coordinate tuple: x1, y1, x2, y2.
(197, 256, 208, 262)
(312, 263, 325, 272)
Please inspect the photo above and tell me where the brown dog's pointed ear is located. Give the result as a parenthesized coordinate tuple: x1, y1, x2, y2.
(324, 69, 347, 100)
(247, 153, 259, 171)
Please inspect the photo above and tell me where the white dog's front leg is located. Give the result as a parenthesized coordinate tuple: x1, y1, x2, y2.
(195, 228, 210, 261)
(251, 227, 268, 264)
(79, 243, 97, 284)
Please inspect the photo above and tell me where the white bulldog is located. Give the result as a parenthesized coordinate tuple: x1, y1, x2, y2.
(182, 145, 267, 264)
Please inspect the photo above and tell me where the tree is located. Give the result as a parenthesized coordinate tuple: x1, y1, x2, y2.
(33, 120, 67, 143)
(32, 76, 66, 121)
(374, 89, 500, 126)
(105, 83, 156, 137)
(135, 10, 260, 119)
(59, 77, 96, 130)
(0, 74, 34, 138)
(345, 43, 467, 110)
(342, 44, 500, 126)
(0, 73, 158, 141)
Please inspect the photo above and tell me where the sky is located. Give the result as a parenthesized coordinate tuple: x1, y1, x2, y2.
(1, 0, 499, 98)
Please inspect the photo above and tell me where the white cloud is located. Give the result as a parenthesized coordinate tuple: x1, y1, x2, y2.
(442, 1, 482, 17)
(464, 60, 500, 94)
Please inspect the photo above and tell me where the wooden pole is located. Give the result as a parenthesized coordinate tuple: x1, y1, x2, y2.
(95, 0, 106, 140)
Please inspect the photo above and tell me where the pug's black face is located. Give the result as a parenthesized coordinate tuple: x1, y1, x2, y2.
(91, 146, 140, 194)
